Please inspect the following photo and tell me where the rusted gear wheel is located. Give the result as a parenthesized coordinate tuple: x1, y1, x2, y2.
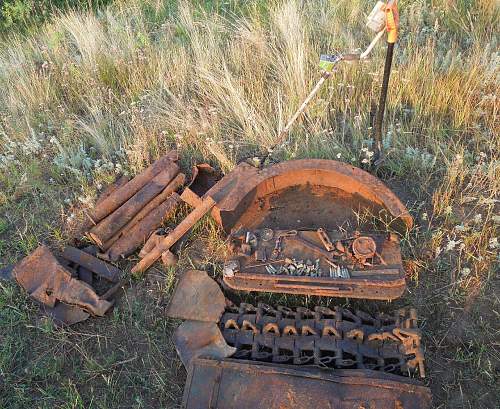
(351, 236, 377, 260)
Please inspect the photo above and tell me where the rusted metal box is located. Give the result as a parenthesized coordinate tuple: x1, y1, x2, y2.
(182, 358, 432, 409)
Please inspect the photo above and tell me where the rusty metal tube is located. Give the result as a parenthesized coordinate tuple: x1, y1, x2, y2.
(87, 151, 178, 224)
(131, 196, 216, 274)
(95, 175, 130, 206)
(61, 246, 121, 282)
(102, 173, 185, 251)
(89, 164, 179, 247)
(105, 193, 181, 261)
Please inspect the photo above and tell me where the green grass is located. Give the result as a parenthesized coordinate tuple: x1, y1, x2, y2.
(0, 0, 499, 408)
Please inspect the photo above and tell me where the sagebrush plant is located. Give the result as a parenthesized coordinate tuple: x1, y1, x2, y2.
(0, 0, 498, 407)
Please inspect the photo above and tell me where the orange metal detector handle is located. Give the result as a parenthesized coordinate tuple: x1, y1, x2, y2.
(385, 1, 399, 43)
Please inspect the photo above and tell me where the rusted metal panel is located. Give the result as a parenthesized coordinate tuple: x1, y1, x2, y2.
(223, 229, 406, 300)
(87, 150, 178, 224)
(167, 270, 226, 322)
(105, 193, 181, 261)
(102, 173, 185, 251)
(182, 358, 432, 409)
(174, 322, 236, 368)
(206, 160, 413, 234)
(88, 164, 179, 246)
(61, 246, 121, 282)
(40, 302, 90, 326)
(13, 246, 113, 316)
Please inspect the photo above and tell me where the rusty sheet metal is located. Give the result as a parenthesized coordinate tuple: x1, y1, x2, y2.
(13, 246, 113, 316)
(220, 303, 426, 378)
(182, 358, 432, 409)
(61, 246, 121, 282)
(102, 173, 185, 251)
(223, 229, 405, 300)
(89, 164, 180, 246)
(105, 193, 181, 261)
(167, 270, 226, 322)
(174, 322, 236, 368)
(87, 150, 178, 224)
(206, 160, 413, 234)
(40, 302, 90, 326)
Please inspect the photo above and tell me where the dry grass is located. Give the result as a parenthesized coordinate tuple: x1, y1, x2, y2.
(0, 0, 498, 408)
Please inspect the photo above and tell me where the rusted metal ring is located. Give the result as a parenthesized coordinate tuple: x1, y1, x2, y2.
(352, 236, 377, 259)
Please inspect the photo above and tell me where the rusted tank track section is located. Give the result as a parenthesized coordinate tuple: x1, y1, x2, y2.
(219, 303, 425, 377)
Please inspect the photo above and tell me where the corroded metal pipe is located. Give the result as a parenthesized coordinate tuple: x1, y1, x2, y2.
(87, 150, 178, 224)
(88, 164, 179, 247)
(105, 193, 181, 261)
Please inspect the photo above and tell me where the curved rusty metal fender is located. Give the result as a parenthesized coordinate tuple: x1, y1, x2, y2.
(207, 159, 413, 232)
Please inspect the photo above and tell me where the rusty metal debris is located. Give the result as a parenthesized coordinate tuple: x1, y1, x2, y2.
(167, 270, 226, 322)
(13, 246, 114, 319)
(220, 302, 425, 378)
(181, 163, 222, 208)
(61, 246, 121, 282)
(174, 322, 236, 368)
(224, 228, 405, 300)
(182, 358, 432, 409)
(87, 150, 178, 225)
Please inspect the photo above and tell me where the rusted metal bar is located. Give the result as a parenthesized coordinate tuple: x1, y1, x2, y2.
(105, 193, 181, 261)
(87, 150, 178, 224)
(88, 164, 179, 247)
(61, 246, 121, 282)
(95, 175, 130, 206)
(161, 250, 178, 267)
(102, 173, 185, 251)
(138, 230, 164, 258)
(132, 195, 217, 274)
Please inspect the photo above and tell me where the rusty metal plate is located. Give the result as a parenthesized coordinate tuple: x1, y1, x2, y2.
(182, 358, 432, 409)
(13, 245, 113, 316)
(40, 302, 90, 326)
(174, 321, 236, 368)
(207, 160, 413, 234)
(167, 270, 226, 322)
(223, 229, 406, 300)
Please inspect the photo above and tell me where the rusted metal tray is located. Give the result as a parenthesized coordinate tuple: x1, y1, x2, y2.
(182, 358, 432, 409)
(223, 228, 406, 300)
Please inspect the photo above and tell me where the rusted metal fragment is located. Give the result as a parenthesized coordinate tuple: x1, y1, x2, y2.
(167, 270, 225, 322)
(224, 229, 405, 300)
(105, 193, 180, 261)
(182, 358, 432, 409)
(87, 150, 178, 224)
(132, 196, 217, 274)
(220, 303, 426, 378)
(41, 302, 90, 326)
(62, 246, 121, 282)
(102, 173, 185, 251)
(181, 163, 222, 208)
(13, 246, 113, 316)
(89, 164, 180, 246)
(138, 229, 165, 258)
(96, 175, 130, 206)
(174, 322, 236, 368)
(161, 250, 178, 267)
(206, 160, 413, 234)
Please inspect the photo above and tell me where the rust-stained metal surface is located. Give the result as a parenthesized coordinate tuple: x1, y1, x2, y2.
(13, 245, 113, 316)
(40, 302, 90, 326)
(174, 322, 236, 368)
(182, 163, 222, 208)
(182, 358, 432, 409)
(223, 228, 406, 300)
(206, 160, 413, 234)
(167, 270, 226, 322)
(62, 246, 121, 282)
(220, 303, 426, 378)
